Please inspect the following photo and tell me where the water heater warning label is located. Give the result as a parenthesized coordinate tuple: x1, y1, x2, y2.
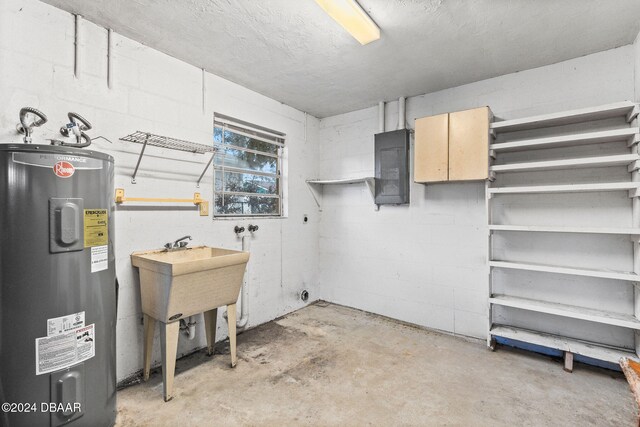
(84, 209, 108, 247)
(47, 311, 85, 336)
(91, 245, 108, 273)
(35, 324, 95, 375)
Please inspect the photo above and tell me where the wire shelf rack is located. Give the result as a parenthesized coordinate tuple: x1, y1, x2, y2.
(120, 131, 215, 154)
(120, 131, 217, 186)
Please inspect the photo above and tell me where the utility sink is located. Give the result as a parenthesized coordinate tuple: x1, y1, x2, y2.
(131, 246, 249, 322)
(131, 245, 249, 401)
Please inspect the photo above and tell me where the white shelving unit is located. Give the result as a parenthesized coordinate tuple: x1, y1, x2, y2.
(487, 101, 640, 368)
(306, 177, 377, 211)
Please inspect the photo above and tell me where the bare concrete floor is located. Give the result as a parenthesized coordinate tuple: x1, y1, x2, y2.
(116, 303, 636, 426)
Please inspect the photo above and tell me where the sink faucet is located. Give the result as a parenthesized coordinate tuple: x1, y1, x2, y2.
(164, 235, 192, 250)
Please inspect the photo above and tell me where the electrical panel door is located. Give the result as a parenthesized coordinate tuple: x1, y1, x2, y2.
(375, 129, 410, 205)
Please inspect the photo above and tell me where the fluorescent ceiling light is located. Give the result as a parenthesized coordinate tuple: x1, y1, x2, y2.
(314, 0, 380, 45)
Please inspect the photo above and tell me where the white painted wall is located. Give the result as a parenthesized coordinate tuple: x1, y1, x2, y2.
(0, 0, 319, 381)
(635, 30, 640, 100)
(3, 0, 640, 379)
(316, 45, 637, 345)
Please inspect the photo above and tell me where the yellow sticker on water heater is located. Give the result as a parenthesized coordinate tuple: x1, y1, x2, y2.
(84, 209, 108, 247)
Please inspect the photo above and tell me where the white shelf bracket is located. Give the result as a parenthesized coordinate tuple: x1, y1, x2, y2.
(628, 134, 640, 148)
(627, 105, 640, 123)
(305, 182, 323, 211)
(629, 161, 640, 173)
(489, 149, 496, 159)
(363, 178, 379, 211)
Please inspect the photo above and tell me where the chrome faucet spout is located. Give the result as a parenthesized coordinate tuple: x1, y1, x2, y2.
(173, 235, 192, 248)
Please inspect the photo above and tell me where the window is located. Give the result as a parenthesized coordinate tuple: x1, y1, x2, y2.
(213, 114, 285, 217)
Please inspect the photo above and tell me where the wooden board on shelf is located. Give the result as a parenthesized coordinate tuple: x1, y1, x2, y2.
(620, 357, 640, 426)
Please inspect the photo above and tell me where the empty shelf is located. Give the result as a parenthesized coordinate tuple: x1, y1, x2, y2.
(489, 225, 640, 235)
(306, 177, 377, 210)
(489, 260, 639, 281)
(490, 101, 638, 133)
(490, 325, 636, 364)
(490, 128, 639, 152)
(491, 154, 639, 173)
(488, 182, 640, 195)
(306, 177, 374, 185)
(490, 295, 640, 330)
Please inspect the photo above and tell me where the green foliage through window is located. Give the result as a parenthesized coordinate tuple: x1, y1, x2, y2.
(213, 117, 284, 216)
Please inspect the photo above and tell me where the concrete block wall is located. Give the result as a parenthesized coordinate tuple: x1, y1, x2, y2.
(636, 31, 640, 100)
(3, 0, 640, 379)
(0, 0, 319, 381)
(316, 45, 637, 342)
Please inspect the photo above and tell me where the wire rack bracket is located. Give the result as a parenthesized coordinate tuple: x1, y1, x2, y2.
(120, 131, 217, 185)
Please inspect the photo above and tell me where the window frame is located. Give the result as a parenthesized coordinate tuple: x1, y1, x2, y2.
(212, 113, 286, 218)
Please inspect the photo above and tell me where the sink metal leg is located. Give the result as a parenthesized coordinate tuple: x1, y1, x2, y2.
(142, 314, 156, 381)
(227, 303, 237, 368)
(160, 321, 180, 401)
(204, 308, 218, 356)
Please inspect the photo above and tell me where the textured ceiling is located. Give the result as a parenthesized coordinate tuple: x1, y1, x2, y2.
(40, 0, 640, 118)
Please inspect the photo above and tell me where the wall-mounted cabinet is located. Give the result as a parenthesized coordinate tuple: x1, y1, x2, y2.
(414, 106, 492, 183)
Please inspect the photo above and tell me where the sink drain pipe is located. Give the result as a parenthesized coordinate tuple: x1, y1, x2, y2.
(224, 226, 254, 330)
(236, 233, 250, 329)
(180, 316, 196, 340)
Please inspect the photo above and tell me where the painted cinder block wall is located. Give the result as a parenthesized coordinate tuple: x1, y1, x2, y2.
(0, 0, 320, 381)
(3, 0, 640, 380)
(636, 31, 640, 100)
(316, 45, 638, 344)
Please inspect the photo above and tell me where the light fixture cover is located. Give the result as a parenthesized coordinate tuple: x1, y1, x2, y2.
(314, 0, 380, 45)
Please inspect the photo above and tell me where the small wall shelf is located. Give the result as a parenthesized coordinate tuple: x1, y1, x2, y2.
(120, 131, 217, 186)
(306, 177, 377, 211)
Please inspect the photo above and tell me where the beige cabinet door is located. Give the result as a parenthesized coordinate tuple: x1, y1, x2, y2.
(414, 113, 449, 182)
(448, 106, 490, 181)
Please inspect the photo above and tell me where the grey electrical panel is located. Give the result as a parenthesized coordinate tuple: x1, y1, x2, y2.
(374, 129, 410, 205)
